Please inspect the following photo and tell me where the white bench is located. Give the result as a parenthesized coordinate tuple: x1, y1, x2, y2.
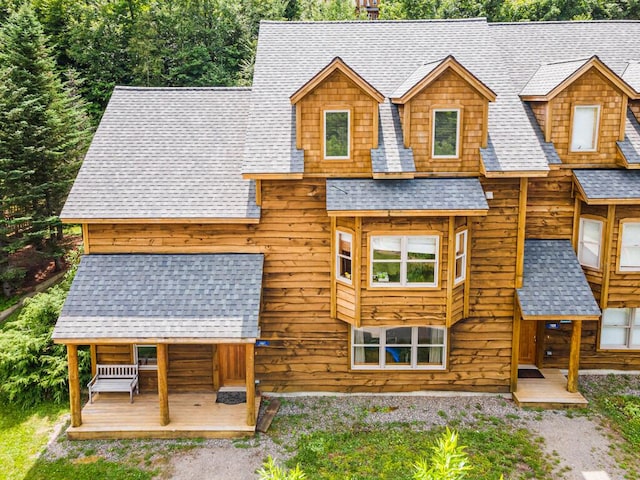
(88, 364, 139, 403)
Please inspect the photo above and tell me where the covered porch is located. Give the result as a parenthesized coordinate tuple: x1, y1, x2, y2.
(512, 240, 601, 407)
(53, 253, 264, 439)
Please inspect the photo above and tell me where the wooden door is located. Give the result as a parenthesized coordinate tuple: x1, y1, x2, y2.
(218, 344, 246, 387)
(518, 320, 537, 365)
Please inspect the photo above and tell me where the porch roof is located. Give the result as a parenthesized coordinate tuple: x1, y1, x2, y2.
(53, 254, 264, 343)
(516, 240, 600, 320)
(326, 178, 489, 216)
(573, 169, 640, 204)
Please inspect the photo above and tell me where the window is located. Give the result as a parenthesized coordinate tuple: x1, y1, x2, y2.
(352, 326, 446, 370)
(336, 230, 353, 283)
(571, 105, 599, 152)
(371, 235, 439, 287)
(620, 222, 640, 272)
(324, 110, 350, 159)
(454, 229, 468, 285)
(600, 308, 640, 350)
(135, 345, 157, 370)
(432, 109, 460, 158)
(578, 217, 603, 269)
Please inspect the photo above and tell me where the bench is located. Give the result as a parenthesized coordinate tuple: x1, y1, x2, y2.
(88, 364, 139, 403)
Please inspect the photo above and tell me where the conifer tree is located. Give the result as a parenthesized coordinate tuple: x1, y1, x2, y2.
(0, 4, 89, 296)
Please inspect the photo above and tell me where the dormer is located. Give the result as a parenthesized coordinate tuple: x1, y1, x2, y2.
(520, 56, 637, 167)
(290, 57, 384, 177)
(390, 56, 496, 175)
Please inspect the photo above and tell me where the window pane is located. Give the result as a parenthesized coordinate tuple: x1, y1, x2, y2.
(455, 231, 466, 256)
(325, 111, 349, 157)
(582, 220, 602, 243)
(580, 243, 600, 268)
(455, 257, 465, 279)
(372, 236, 401, 260)
(433, 110, 458, 157)
(601, 327, 628, 346)
(603, 308, 630, 326)
(372, 261, 400, 283)
(354, 346, 379, 365)
(571, 106, 598, 151)
(418, 327, 445, 345)
(337, 232, 352, 279)
(137, 345, 157, 366)
(417, 346, 444, 365)
(407, 262, 435, 284)
(354, 327, 380, 345)
(386, 346, 411, 364)
(386, 327, 411, 344)
(621, 223, 640, 270)
(407, 237, 437, 260)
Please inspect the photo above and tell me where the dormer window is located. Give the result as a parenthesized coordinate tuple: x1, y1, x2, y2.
(571, 105, 600, 152)
(432, 108, 460, 158)
(324, 110, 350, 159)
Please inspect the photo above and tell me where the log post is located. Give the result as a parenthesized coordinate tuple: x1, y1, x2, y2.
(245, 343, 256, 426)
(567, 321, 582, 393)
(212, 344, 220, 391)
(510, 299, 521, 393)
(90, 345, 97, 377)
(157, 343, 170, 426)
(67, 344, 82, 427)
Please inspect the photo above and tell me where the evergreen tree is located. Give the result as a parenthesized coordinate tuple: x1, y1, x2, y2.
(0, 4, 89, 296)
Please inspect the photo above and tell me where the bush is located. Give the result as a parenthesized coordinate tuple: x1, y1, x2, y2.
(257, 457, 306, 480)
(0, 250, 89, 407)
(413, 428, 472, 480)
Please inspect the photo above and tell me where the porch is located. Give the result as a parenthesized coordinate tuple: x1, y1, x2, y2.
(512, 368, 588, 408)
(67, 392, 261, 440)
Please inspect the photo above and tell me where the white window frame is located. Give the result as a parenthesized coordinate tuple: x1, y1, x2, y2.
(370, 235, 439, 288)
(577, 217, 604, 269)
(324, 109, 351, 160)
(599, 308, 640, 350)
(134, 344, 157, 370)
(454, 229, 468, 285)
(336, 230, 353, 284)
(351, 326, 447, 370)
(570, 105, 600, 152)
(619, 221, 640, 272)
(432, 108, 460, 159)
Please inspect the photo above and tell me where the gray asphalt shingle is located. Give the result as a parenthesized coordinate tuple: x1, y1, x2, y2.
(371, 100, 415, 175)
(61, 87, 260, 221)
(326, 178, 488, 212)
(622, 62, 640, 93)
(517, 240, 600, 318)
(53, 254, 264, 340)
(618, 109, 640, 165)
(574, 169, 640, 200)
(519, 58, 591, 97)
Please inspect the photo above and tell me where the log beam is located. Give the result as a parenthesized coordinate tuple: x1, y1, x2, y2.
(212, 344, 220, 391)
(515, 178, 528, 289)
(157, 343, 170, 426)
(67, 344, 82, 427)
(567, 321, 582, 393)
(245, 343, 256, 426)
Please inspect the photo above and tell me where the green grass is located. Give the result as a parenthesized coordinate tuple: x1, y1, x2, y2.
(0, 402, 68, 480)
(23, 458, 152, 480)
(0, 295, 19, 312)
(285, 420, 554, 479)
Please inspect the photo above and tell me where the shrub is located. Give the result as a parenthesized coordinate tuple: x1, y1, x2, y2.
(257, 456, 306, 480)
(413, 428, 472, 480)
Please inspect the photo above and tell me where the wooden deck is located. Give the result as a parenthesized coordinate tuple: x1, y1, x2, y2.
(67, 392, 260, 440)
(512, 368, 588, 408)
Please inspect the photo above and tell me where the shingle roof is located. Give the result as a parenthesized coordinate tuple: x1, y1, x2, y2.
(622, 62, 640, 93)
(574, 169, 640, 201)
(517, 240, 600, 319)
(61, 87, 260, 221)
(519, 58, 591, 97)
(244, 19, 551, 176)
(618, 109, 640, 165)
(371, 100, 415, 175)
(326, 178, 488, 213)
(390, 58, 444, 99)
(53, 254, 264, 341)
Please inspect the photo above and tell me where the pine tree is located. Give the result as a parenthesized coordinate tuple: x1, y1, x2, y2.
(0, 4, 90, 296)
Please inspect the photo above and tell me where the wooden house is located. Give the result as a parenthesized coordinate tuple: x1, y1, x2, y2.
(53, 19, 640, 438)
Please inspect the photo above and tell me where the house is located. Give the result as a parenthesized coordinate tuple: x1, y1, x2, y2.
(53, 19, 640, 439)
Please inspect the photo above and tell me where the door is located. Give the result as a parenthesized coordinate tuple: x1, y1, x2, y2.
(218, 344, 246, 387)
(518, 320, 537, 365)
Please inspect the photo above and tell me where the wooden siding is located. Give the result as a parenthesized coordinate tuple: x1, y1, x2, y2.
(526, 169, 575, 239)
(550, 68, 625, 166)
(529, 102, 549, 141)
(630, 100, 640, 123)
(606, 206, 640, 307)
(407, 69, 485, 174)
(298, 70, 377, 176)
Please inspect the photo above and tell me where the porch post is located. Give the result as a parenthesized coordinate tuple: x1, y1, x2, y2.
(245, 343, 256, 426)
(67, 344, 82, 427)
(567, 320, 582, 393)
(157, 343, 170, 426)
(90, 345, 97, 377)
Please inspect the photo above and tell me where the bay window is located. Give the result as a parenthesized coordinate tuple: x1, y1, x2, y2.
(619, 221, 640, 272)
(336, 230, 353, 283)
(370, 235, 439, 287)
(578, 217, 603, 269)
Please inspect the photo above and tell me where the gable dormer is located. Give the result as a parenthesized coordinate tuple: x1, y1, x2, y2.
(521, 56, 637, 167)
(290, 57, 384, 177)
(390, 56, 496, 175)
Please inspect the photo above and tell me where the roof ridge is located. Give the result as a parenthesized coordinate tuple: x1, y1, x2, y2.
(491, 19, 640, 25)
(114, 86, 252, 91)
(545, 57, 592, 66)
(260, 18, 487, 25)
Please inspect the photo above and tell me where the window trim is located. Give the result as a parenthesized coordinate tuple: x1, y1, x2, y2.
(336, 229, 353, 285)
(617, 219, 640, 273)
(577, 216, 604, 270)
(569, 104, 600, 153)
(431, 107, 461, 159)
(368, 233, 441, 289)
(598, 308, 640, 351)
(134, 344, 157, 371)
(323, 108, 351, 160)
(454, 228, 468, 286)
(350, 325, 448, 370)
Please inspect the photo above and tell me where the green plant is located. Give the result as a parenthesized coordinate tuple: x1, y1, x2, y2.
(258, 456, 306, 480)
(413, 428, 471, 480)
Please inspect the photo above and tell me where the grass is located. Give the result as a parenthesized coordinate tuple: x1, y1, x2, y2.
(23, 459, 153, 480)
(0, 402, 68, 480)
(0, 295, 19, 312)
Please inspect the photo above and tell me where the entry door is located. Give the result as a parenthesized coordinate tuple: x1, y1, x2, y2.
(518, 320, 538, 365)
(218, 344, 246, 387)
